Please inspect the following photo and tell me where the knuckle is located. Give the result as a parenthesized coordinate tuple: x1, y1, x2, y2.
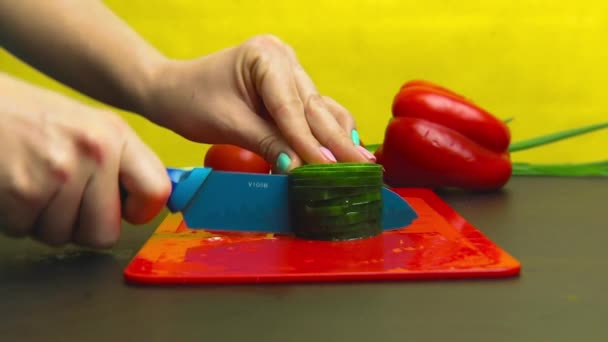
(242, 34, 293, 64)
(78, 111, 127, 161)
(112, 116, 130, 135)
(9, 171, 45, 208)
(335, 109, 355, 129)
(243, 34, 294, 63)
(285, 44, 297, 57)
(323, 95, 351, 118)
(45, 149, 77, 183)
(321, 131, 345, 150)
(98, 110, 131, 140)
(76, 130, 107, 161)
(273, 97, 303, 118)
(246, 34, 284, 50)
(258, 134, 282, 162)
(304, 95, 324, 118)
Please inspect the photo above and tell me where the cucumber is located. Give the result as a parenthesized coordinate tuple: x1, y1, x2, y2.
(288, 162, 383, 241)
(292, 191, 382, 209)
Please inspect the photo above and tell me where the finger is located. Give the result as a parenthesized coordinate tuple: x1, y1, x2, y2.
(31, 143, 93, 246)
(251, 125, 304, 174)
(0, 188, 43, 238)
(0, 132, 65, 237)
(0, 169, 50, 237)
(322, 96, 374, 160)
(282, 47, 370, 162)
(220, 103, 303, 173)
(322, 96, 357, 140)
(70, 132, 123, 249)
(250, 46, 333, 165)
(281, 43, 317, 98)
(118, 130, 171, 225)
(304, 95, 375, 163)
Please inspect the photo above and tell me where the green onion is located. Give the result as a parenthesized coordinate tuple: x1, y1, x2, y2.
(509, 121, 608, 152)
(512, 161, 608, 177)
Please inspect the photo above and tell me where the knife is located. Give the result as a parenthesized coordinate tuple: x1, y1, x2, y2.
(164, 167, 417, 234)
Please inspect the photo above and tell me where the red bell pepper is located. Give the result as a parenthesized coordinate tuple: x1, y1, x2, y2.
(392, 80, 511, 152)
(375, 80, 513, 190)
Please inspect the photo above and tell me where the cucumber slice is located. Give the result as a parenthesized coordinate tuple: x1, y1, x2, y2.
(290, 175, 383, 186)
(297, 202, 382, 220)
(287, 186, 379, 201)
(293, 192, 382, 209)
(290, 163, 382, 176)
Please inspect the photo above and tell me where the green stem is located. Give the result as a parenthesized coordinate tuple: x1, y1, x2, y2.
(364, 144, 381, 153)
(509, 121, 608, 152)
(512, 160, 608, 177)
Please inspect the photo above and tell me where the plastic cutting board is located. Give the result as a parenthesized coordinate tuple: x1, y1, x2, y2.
(124, 188, 520, 285)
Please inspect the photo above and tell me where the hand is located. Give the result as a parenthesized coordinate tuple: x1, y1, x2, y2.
(142, 34, 376, 172)
(0, 72, 170, 248)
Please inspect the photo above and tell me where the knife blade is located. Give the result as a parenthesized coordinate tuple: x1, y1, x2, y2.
(165, 167, 417, 233)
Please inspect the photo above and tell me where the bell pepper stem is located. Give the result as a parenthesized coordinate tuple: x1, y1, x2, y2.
(509, 121, 608, 152)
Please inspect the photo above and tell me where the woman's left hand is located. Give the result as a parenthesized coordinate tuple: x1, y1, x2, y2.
(142, 34, 376, 173)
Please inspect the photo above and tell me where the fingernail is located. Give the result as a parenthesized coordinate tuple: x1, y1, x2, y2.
(351, 129, 360, 146)
(320, 146, 337, 162)
(276, 152, 292, 172)
(356, 145, 376, 162)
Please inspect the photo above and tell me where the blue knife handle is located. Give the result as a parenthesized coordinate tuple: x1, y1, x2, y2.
(166, 167, 212, 212)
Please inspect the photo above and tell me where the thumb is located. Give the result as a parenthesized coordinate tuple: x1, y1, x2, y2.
(119, 131, 171, 224)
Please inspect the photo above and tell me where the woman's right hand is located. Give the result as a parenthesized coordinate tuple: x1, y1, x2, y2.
(0, 72, 170, 248)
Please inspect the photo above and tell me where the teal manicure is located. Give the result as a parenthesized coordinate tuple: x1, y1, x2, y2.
(276, 152, 292, 173)
(351, 129, 360, 146)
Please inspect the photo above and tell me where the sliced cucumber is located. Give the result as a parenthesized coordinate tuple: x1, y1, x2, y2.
(288, 162, 383, 241)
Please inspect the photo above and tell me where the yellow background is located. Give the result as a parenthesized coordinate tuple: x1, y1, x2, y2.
(1, 0, 606, 166)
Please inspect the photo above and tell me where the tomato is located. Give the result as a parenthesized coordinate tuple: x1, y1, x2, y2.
(204, 144, 271, 174)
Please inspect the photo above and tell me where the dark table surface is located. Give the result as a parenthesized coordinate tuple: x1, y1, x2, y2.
(2, 177, 607, 342)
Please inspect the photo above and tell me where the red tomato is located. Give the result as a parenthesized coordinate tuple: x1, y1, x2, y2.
(204, 144, 271, 174)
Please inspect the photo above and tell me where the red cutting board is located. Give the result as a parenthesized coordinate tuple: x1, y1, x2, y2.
(124, 188, 520, 285)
